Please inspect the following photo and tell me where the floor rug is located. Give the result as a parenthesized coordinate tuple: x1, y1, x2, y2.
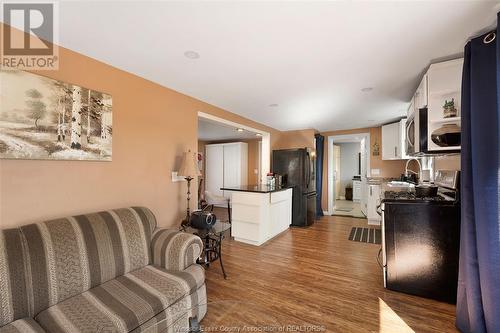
(348, 227, 381, 244)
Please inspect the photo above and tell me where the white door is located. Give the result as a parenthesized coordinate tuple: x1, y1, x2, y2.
(360, 138, 368, 215)
(332, 145, 341, 207)
(205, 144, 224, 199)
(223, 143, 242, 199)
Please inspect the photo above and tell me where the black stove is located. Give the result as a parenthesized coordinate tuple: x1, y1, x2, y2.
(381, 170, 461, 304)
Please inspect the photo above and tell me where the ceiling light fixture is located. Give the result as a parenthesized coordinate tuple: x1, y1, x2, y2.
(236, 128, 244, 132)
(184, 50, 200, 59)
(255, 133, 262, 137)
(361, 87, 373, 92)
(268, 103, 279, 107)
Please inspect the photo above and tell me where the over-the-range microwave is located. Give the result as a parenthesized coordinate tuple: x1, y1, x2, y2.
(406, 107, 428, 155)
(406, 107, 461, 155)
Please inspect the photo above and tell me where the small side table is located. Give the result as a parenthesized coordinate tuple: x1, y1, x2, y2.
(182, 221, 231, 279)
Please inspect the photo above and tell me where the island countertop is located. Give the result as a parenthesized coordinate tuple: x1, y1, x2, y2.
(220, 185, 291, 193)
(222, 187, 293, 246)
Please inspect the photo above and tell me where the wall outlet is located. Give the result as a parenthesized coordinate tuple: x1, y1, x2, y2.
(171, 172, 186, 182)
(371, 169, 380, 176)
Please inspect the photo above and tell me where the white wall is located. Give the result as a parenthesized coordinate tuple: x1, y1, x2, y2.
(338, 142, 361, 198)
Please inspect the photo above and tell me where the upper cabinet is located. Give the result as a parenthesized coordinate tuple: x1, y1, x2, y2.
(382, 118, 407, 160)
(408, 74, 428, 118)
(382, 122, 399, 160)
(407, 95, 415, 119)
(415, 74, 428, 110)
(426, 59, 463, 152)
(406, 59, 463, 155)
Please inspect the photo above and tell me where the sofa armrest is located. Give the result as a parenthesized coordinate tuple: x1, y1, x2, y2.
(151, 229, 203, 270)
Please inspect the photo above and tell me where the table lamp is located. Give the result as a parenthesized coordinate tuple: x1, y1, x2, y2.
(178, 149, 201, 225)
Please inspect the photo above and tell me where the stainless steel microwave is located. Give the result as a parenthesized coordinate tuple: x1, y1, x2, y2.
(406, 108, 428, 155)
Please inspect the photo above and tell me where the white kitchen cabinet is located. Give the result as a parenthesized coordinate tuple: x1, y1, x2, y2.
(408, 74, 428, 119)
(205, 142, 248, 205)
(414, 74, 428, 110)
(399, 118, 409, 160)
(352, 180, 361, 202)
(222, 143, 248, 199)
(407, 95, 415, 119)
(360, 180, 368, 216)
(382, 119, 408, 160)
(205, 145, 224, 198)
(382, 122, 400, 160)
(231, 188, 292, 246)
(367, 184, 381, 225)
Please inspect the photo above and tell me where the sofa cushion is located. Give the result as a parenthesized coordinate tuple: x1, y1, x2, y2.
(130, 283, 207, 333)
(0, 318, 45, 333)
(0, 229, 31, 326)
(151, 229, 203, 271)
(35, 264, 204, 333)
(20, 207, 157, 316)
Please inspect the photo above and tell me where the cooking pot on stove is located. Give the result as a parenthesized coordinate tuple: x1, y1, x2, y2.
(415, 183, 438, 198)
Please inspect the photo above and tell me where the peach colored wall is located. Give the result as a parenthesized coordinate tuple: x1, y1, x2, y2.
(274, 129, 316, 150)
(0, 26, 280, 228)
(319, 127, 407, 211)
(246, 140, 260, 184)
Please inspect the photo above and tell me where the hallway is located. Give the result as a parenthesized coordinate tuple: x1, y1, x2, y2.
(332, 199, 366, 218)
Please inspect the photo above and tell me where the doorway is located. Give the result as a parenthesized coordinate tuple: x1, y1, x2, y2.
(197, 112, 270, 213)
(328, 133, 370, 218)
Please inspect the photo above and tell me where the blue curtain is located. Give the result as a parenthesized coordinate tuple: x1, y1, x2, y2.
(315, 134, 324, 217)
(456, 16, 500, 333)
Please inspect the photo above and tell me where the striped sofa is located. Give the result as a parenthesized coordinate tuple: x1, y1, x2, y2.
(0, 207, 206, 333)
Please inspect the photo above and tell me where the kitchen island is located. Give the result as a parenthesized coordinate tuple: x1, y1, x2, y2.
(221, 185, 292, 246)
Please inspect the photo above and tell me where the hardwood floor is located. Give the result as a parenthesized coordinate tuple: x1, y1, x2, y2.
(201, 215, 457, 332)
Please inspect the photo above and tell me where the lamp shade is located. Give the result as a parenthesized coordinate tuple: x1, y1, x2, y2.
(178, 150, 201, 178)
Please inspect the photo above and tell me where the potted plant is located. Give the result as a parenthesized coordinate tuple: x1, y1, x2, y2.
(443, 98, 458, 118)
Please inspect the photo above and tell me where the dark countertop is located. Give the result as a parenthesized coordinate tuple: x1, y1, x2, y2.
(220, 185, 292, 193)
(381, 197, 458, 205)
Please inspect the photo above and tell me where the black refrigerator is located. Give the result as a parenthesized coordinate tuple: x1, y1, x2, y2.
(272, 148, 316, 227)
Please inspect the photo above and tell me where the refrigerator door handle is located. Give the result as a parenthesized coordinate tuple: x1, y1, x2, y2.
(305, 152, 311, 190)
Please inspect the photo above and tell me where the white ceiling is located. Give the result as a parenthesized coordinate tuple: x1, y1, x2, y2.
(198, 117, 260, 141)
(55, 1, 498, 132)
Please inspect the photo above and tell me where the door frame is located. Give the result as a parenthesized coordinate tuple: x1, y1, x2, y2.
(198, 111, 270, 184)
(327, 133, 370, 215)
(333, 144, 341, 200)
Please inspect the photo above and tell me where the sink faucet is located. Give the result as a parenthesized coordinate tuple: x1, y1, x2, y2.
(405, 158, 422, 183)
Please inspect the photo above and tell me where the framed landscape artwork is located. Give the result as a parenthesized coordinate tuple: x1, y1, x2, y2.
(0, 70, 112, 161)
